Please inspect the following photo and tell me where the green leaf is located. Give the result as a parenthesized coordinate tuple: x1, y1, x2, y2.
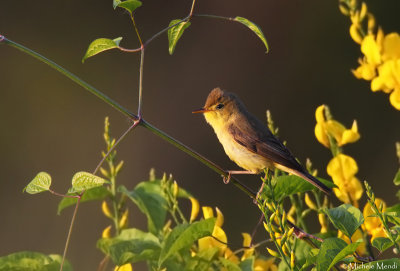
(239, 256, 254, 271)
(372, 237, 393, 252)
(219, 257, 241, 271)
(119, 182, 167, 234)
(394, 169, 400, 185)
(82, 37, 123, 63)
(117, 0, 142, 13)
(327, 239, 362, 271)
(57, 186, 110, 214)
(113, 0, 121, 9)
(384, 204, 400, 225)
(70, 171, 107, 193)
(184, 247, 219, 271)
(23, 172, 51, 194)
(0, 251, 72, 271)
(316, 237, 348, 271)
(97, 228, 160, 265)
(177, 186, 193, 199)
(47, 255, 73, 271)
(168, 19, 191, 55)
(158, 218, 216, 268)
(324, 204, 364, 238)
(234, 16, 269, 53)
(291, 239, 312, 270)
(299, 248, 319, 271)
(271, 175, 335, 201)
(351, 258, 400, 270)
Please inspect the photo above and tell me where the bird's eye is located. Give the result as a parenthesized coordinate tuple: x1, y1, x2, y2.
(216, 103, 224, 110)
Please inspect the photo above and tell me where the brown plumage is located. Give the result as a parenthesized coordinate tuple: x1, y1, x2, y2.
(194, 88, 331, 194)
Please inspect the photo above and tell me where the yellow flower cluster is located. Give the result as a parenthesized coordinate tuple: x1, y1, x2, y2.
(315, 105, 363, 207)
(189, 198, 278, 270)
(341, 0, 400, 110)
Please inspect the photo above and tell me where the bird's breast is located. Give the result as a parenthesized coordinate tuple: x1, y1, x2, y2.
(212, 124, 272, 173)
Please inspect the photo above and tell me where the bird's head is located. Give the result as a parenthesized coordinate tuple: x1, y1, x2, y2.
(192, 88, 240, 127)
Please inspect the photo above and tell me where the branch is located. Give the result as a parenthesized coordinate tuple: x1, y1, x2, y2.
(0, 35, 256, 200)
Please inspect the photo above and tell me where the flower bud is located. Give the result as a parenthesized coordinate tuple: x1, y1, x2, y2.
(173, 181, 179, 198)
(266, 248, 280, 258)
(119, 208, 129, 229)
(102, 225, 112, 239)
(189, 197, 200, 222)
(101, 201, 113, 219)
(305, 193, 317, 210)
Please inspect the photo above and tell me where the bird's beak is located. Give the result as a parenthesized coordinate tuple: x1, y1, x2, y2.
(192, 108, 211, 114)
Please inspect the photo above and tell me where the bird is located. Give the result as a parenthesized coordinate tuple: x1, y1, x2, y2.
(192, 87, 331, 194)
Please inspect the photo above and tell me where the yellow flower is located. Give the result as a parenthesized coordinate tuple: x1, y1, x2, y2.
(118, 209, 129, 229)
(224, 247, 239, 264)
(314, 105, 360, 148)
(318, 213, 329, 233)
(198, 206, 227, 255)
(390, 88, 400, 110)
(361, 35, 381, 65)
(102, 225, 112, 239)
(363, 198, 387, 241)
(102, 200, 113, 219)
(371, 59, 400, 93)
(341, 121, 360, 145)
(254, 257, 278, 271)
(350, 23, 363, 44)
(353, 28, 400, 110)
(304, 193, 317, 210)
(327, 154, 363, 206)
(338, 229, 366, 255)
(114, 263, 133, 271)
(382, 33, 400, 61)
(189, 197, 200, 222)
(353, 58, 376, 80)
(241, 233, 254, 260)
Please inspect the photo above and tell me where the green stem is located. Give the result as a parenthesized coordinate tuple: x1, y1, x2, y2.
(140, 120, 256, 198)
(110, 174, 121, 235)
(130, 14, 143, 46)
(194, 14, 234, 21)
(1, 36, 256, 199)
(138, 48, 144, 117)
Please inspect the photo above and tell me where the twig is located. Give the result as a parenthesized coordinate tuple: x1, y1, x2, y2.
(60, 192, 83, 271)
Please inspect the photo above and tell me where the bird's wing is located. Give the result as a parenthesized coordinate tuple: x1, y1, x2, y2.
(228, 120, 304, 172)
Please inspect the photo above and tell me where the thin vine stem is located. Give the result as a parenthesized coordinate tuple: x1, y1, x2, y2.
(193, 14, 234, 21)
(138, 48, 144, 117)
(48, 189, 80, 198)
(60, 193, 83, 271)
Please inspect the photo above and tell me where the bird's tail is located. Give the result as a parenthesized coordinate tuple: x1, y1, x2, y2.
(274, 164, 332, 195)
(295, 170, 332, 195)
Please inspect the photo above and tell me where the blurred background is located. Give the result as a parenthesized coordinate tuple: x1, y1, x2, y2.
(1, 0, 399, 269)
